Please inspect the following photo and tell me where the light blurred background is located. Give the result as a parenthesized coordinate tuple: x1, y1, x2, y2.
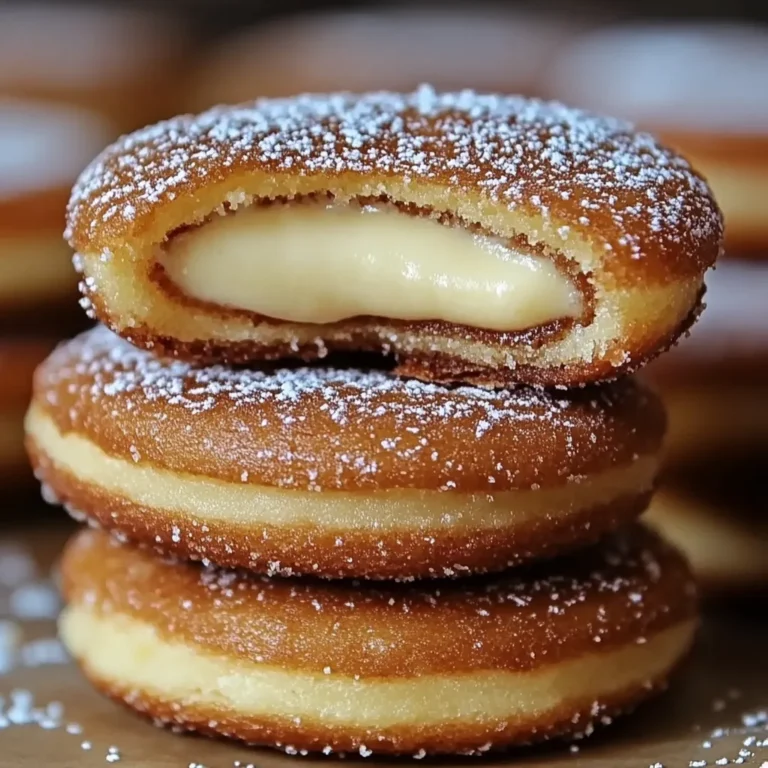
(0, 0, 765, 595)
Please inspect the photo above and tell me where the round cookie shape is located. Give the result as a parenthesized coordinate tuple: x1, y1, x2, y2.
(27, 326, 666, 579)
(0, 98, 113, 207)
(67, 87, 722, 387)
(543, 23, 768, 254)
(544, 24, 768, 134)
(60, 525, 698, 756)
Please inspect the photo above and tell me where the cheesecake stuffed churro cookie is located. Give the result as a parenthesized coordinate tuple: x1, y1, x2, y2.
(0, 4, 188, 132)
(27, 326, 665, 579)
(60, 526, 697, 756)
(67, 87, 722, 386)
(186, 10, 581, 107)
(646, 485, 768, 595)
(0, 339, 53, 481)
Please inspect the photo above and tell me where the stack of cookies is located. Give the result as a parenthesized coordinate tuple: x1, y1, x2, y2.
(25, 88, 722, 757)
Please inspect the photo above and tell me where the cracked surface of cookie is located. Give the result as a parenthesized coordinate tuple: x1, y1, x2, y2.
(27, 326, 665, 579)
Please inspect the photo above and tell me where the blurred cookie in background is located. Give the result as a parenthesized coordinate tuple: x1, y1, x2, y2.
(543, 23, 768, 257)
(0, 98, 113, 334)
(646, 262, 768, 466)
(645, 470, 768, 597)
(0, 3, 189, 132)
(0, 340, 53, 488)
(643, 261, 768, 594)
(187, 8, 585, 110)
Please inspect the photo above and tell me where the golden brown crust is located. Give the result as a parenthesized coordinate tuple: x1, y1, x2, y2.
(29, 446, 653, 578)
(82, 667, 671, 756)
(65, 89, 721, 384)
(394, 292, 703, 387)
(66, 89, 721, 279)
(61, 526, 697, 677)
(31, 327, 666, 493)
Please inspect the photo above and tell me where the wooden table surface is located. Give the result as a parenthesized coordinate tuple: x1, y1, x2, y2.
(1, 516, 767, 768)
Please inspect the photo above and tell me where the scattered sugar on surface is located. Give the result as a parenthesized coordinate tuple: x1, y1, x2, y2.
(0, 539, 120, 759)
(0, 544, 37, 587)
(675, 695, 768, 768)
(0, 690, 65, 730)
(67, 85, 721, 262)
(0, 542, 69, 677)
(9, 581, 61, 620)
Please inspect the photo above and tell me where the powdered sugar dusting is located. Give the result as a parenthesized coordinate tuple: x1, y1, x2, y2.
(43, 327, 568, 418)
(66, 85, 721, 262)
(36, 326, 654, 493)
(190, 525, 686, 619)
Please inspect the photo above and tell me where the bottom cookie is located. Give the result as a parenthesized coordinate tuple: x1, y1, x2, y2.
(59, 526, 697, 756)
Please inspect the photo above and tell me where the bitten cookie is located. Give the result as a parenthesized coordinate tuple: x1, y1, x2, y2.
(67, 87, 722, 386)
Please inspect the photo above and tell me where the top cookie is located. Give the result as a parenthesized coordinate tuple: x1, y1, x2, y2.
(67, 86, 722, 386)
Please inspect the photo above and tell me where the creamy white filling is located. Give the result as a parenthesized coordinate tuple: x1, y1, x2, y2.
(61, 607, 695, 732)
(158, 203, 582, 331)
(27, 406, 657, 531)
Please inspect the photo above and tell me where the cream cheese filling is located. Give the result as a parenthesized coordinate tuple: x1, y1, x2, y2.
(28, 405, 657, 531)
(61, 607, 695, 730)
(158, 203, 583, 331)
